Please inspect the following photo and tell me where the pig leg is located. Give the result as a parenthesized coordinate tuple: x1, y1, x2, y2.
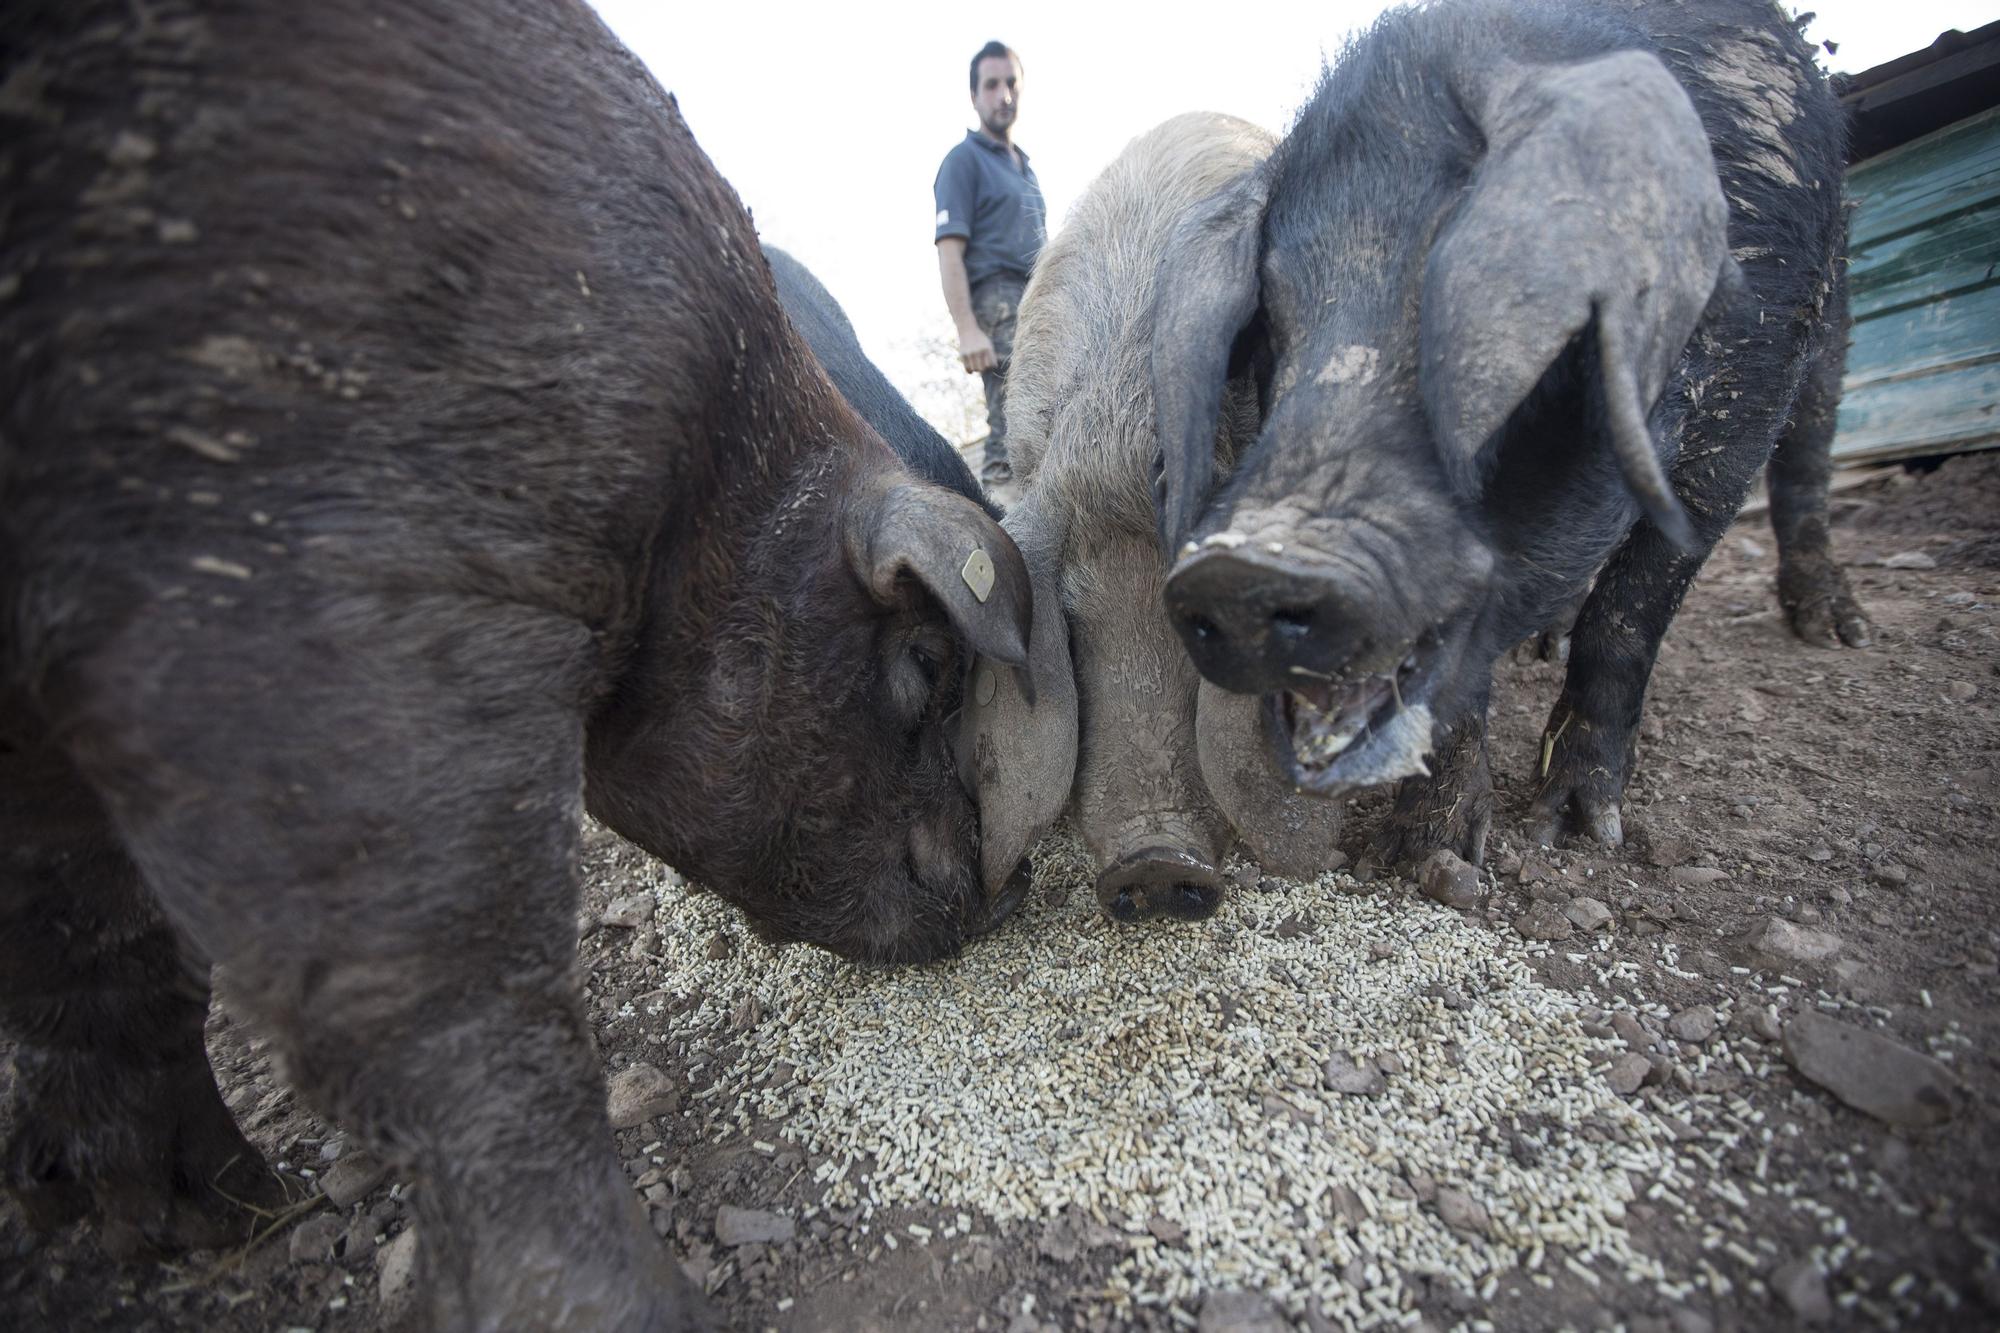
(0, 727, 291, 1259)
(1378, 683, 1493, 867)
(58, 600, 709, 1329)
(1769, 280, 1870, 648)
(1527, 438, 1770, 848)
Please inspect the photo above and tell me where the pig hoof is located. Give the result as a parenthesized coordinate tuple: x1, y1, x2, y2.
(1779, 567, 1870, 649)
(6, 1051, 295, 1259)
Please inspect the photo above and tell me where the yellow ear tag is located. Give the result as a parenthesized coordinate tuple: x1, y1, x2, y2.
(961, 547, 995, 603)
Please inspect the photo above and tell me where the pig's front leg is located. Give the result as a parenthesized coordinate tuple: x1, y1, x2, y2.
(1528, 528, 1713, 850)
(68, 598, 712, 1331)
(1378, 682, 1493, 867)
(0, 734, 292, 1258)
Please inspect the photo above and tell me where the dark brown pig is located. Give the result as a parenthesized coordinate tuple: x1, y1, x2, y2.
(962, 113, 1341, 923)
(1148, 0, 1868, 865)
(0, 1, 1030, 1327)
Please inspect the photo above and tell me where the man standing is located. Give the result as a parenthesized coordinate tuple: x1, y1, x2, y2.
(934, 40, 1046, 489)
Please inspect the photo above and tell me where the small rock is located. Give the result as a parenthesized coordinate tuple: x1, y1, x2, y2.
(606, 1063, 681, 1129)
(1513, 902, 1574, 941)
(1643, 836, 1697, 868)
(1805, 844, 1834, 862)
(1275, 912, 1312, 939)
(1198, 1288, 1287, 1333)
(1375, 1052, 1406, 1076)
(288, 1213, 345, 1265)
(1323, 1052, 1386, 1096)
(1565, 897, 1613, 931)
(1668, 1311, 1715, 1333)
(704, 931, 734, 960)
(1517, 857, 1556, 883)
(1326, 1186, 1366, 1228)
(1771, 1257, 1833, 1323)
(1740, 1005, 1782, 1042)
(1945, 680, 1978, 703)
(1783, 1010, 1961, 1128)
(1670, 865, 1729, 887)
(714, 1205, 794, 1247)
(1667, 1005, 1717, 1043)
(1367, 939, 1397, 961)
(1751, 918, 1843, 965)
(1146, 1213, 1185, 1246)
(1605, 1053, 1653, 1095)
(1420, 851, 1482, 911)
(1871, 863, 1909, 887)
(1434, 1187, 1490, 1236)
(319, 1151, 389, 1208)
(343, 1215, 378, 1263)
(377, 1228, 419, 1315)
(1878, 550, 1937, 570)
(602, 892, 653, 929)
(1038, 1216, 1081, 1263)
(1405, 1167, 1437, 1203)
(1492, 850, 1523, 878)
(626, 928, 659, 961)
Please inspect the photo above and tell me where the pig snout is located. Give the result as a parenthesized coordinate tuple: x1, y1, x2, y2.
(1164, 546, 1388, 695)
(1093, 844, 1223, 924)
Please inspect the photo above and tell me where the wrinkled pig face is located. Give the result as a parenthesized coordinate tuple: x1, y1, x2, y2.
(590, 453, 1032, 965)
(1163, 354, 1499, 800)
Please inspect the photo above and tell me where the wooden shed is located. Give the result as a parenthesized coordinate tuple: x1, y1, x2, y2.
(1831, 20, 2000, 466)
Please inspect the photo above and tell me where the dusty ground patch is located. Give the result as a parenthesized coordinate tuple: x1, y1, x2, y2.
(4, 453, 1997, 1331)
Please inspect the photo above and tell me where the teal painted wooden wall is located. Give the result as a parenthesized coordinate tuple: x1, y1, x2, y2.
(1834, 103, 2000, 463)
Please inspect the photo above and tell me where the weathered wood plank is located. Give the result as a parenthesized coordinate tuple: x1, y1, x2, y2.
(1844, 285, 2000, 385)
(1848, 200, 2000, 322)
(1834, 356, 2000, 461)
(1845, 104, 2000, 248)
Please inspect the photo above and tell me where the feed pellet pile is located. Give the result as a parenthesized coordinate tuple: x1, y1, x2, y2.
(610, 829, 1851, 1328)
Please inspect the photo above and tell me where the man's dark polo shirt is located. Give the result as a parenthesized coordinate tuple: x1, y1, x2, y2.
(933, 130, 1047, 287)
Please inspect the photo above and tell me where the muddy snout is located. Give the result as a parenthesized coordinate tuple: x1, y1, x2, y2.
(1093, 846, 1223, 924)
(966, 858, 1033, 939)
(1164, 547, 1384, 695)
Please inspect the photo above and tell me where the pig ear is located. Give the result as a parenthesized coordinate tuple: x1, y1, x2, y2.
(1419, 51, 1732, 551)
(1194, 682, 1342, 878)
(959, 491, 1078, 894)
(847, 482, 1031, 668)
(1148, 165, 1272, 559)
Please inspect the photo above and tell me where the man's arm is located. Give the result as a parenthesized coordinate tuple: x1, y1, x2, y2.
(936, 238, 996, 374)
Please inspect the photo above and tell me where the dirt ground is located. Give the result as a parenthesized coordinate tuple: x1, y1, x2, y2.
(3, 451, 1996, 1332)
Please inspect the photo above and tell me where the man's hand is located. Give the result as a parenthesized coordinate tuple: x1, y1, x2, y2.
(957, 327, 998, 374)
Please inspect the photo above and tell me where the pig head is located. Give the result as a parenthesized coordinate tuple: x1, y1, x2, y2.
(961, 113, 1339, 923)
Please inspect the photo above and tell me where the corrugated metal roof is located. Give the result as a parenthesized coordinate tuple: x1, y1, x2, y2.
(1832, 102, 2000, 465)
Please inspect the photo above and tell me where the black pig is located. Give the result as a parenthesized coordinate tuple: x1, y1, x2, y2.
(765, 246, 1002, 520)
(0, 1, 1031, 1326)
(1150, 0, 1868, 864)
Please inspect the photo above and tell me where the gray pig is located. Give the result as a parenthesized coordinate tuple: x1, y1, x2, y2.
(1149, 0, 1867, 865)
(964, 113, 1340, 922)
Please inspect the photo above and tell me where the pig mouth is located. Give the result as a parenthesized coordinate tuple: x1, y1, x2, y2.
(1267, 627, 1443, 796)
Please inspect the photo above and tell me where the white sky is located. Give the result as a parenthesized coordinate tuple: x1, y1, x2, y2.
(591, 1, 1996, 440)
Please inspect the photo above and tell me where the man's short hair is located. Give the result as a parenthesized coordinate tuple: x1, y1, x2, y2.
(969, 41, 1020, 94)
